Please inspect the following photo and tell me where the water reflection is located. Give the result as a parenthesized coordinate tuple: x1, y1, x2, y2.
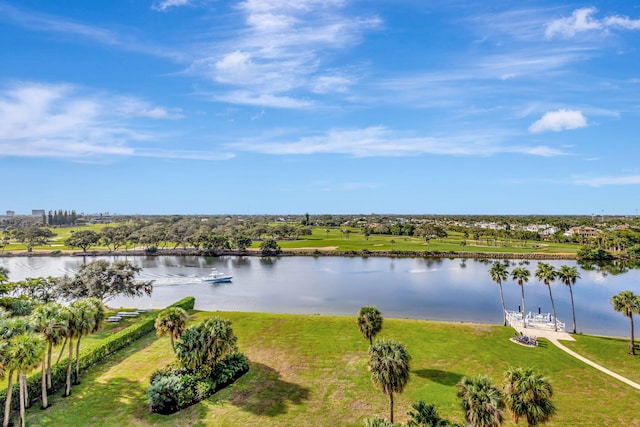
(0, 256, 638, 337)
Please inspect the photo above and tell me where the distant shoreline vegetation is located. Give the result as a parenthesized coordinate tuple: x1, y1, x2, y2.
(2, 213, 639, 263)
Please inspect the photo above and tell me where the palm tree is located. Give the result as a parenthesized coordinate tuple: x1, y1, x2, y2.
(368, 338, 411, 424)
(71, 299, 101, 383)
(155, 307, 189, 353)
(610, 290, 640, 355)
(511, 268, 530, 328)
(31, 302, 67, 408)
(457, 375, 504, 427)
(363, 417, 394, 427)
(13, 334, 46, 427)
(175, 317, 238, 374)
(407, 400, 448, 426)
(2, 341, 18, 427)
(557, 265, 580, 334)
(357, 306, 383, 345)
(503, 367, 555, 426)
(535, 263, 558, 332)
(489, 262, 509, 326)
(62, 304, 80, 397)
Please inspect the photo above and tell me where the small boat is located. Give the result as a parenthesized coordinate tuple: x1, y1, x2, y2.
(202, 268, 232, 283)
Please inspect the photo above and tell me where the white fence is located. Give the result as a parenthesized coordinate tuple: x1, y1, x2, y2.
(505, 310, 565, 332)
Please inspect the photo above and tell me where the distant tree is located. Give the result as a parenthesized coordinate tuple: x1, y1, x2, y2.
(610, 290, 640, 355)
(232, 235, 253, 251)
(457, 375, 504, 427)
(489, 263, 509, 326)
(535, 263, 558, 332)
(368, 338, 411, 424)
(155, 307, 189, 353)
(260, 238, 281, 256)
(503, 367, 555, 427)
(100, 225, 131, 251)
(557, 266, 580, 334)
(511, 268, 530, 328)
(203, 234, 230, 252)
(56, 260, 153, 303)
(357, 306, 383, 345)
(12, 226, 54, 252)
(64, 230, 100, 253)
(0, 266, 8, 284)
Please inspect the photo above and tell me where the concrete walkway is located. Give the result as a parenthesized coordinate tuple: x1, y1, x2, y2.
(511, 325, 640, 391)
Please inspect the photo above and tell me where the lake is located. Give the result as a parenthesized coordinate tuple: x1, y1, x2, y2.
(1, 255, 638, 337)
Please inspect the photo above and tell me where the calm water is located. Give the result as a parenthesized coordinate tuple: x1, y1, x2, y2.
(1, 255, 638, 337)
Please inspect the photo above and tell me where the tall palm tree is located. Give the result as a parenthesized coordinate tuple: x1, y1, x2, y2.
(71, 299, 99, 384)
(13, 334, 46, 427)
(457, 375, 504, 427)
(511, 268, 530, 329)
(154, 307, 189, 353)
(2, 341, 18, 427)
(489, 263, 509, 326)
(535, 263, 558, 332)
(503, 367, 555, 427)
(610, 290, 640, 355)
(557, 266, 580, 334)
(368, 338, 411, 424)
(31, 302, 67, 409)
(62, 304, 80, 397)
(357, 306, 383, 345)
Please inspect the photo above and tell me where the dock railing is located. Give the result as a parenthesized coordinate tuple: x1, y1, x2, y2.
(505, 310, 565, 332)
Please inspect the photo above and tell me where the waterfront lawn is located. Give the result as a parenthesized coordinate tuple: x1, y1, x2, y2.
(563, 334, 640, 384)
(25, 312, 640, 426)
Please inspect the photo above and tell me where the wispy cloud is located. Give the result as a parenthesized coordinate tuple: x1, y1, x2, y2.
(152, 0, 191, 12)
(546, 7, 640, 39)
(229, 126, 568, 158)
(572, 174, 640, 187)
(529, 109, 587, 133)
(190, 0, 381, 108)
(0, 2, 183, 60)
(0, 81, 228, 161)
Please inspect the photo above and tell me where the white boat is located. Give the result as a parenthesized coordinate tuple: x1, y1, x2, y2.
(202, 268, 232, 283)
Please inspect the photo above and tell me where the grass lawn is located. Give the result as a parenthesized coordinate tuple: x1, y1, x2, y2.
(563, 334, 640, 385)
(24, 312, 639, 426)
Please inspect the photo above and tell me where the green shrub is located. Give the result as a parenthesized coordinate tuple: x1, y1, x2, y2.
(148, 351, 249, 414)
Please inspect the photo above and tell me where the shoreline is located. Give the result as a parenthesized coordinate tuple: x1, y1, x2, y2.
(0, 247, 578, 260)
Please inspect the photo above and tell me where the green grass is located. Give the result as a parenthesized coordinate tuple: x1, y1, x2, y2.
(276, 228, 579, 255)
(24, 312, 640, 426)
(2, 224, 580, 255)
(563, 334, 640, 384)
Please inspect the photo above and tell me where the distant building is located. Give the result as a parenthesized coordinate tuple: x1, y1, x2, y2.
(32, 209, 45, 217)
(567, 226, 601, 239)
(5, 211, 14, 217)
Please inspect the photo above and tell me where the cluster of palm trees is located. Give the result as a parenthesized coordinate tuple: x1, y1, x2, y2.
(489, 262, 580, 333)
(1, 297, 104, 427)
(457, 367, 555, 427)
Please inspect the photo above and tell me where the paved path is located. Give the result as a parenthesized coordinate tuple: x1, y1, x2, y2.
(511, 326, 640, 391)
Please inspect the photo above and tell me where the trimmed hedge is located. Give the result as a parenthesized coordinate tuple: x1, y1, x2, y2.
(148, 352, 249, 414)
(0, 296, 196, 416)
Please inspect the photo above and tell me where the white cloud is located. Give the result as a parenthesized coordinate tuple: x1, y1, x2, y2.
(191, 0, 381, 108)
(229, 126, 568, 158)
(528, 109, 587, 133)
(0, 81, 216, 160)
(152, 0, 191, 11)
(572, 175, 640, 187)
(546, 7, 640, 38)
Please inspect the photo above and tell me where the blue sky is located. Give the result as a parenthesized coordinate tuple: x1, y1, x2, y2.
(1, 0, 639, 215)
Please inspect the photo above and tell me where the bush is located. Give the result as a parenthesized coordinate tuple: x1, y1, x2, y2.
(148, 351, 249, 414)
